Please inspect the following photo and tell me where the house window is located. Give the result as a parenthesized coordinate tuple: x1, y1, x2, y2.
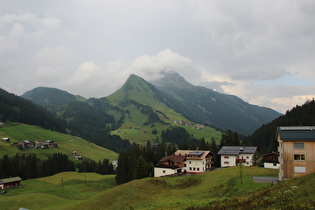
(189, 167, 192, 170)
(224, 156, 229, 159)
(189, 161, 191, 164)
(294, 143, 304, 149)
(224, 161, 229, 164)
(193, 167, 196, 171)
(246, 156, 249, 159)
(184, 164, 186, 167)
(294, 166, 306, 173)
(246, 162, 249, 165)
(163, 170, 165, 173)
(197, 168, 199, 171)
(294, 154, 305, 161)
(273, 163, 277, 167)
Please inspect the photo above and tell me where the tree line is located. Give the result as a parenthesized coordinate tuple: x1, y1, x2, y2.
(247, 99, 315, 153)
(0, 153, 114, 180)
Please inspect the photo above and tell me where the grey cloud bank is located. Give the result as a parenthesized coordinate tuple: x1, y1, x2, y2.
(1, 0, 314, 114)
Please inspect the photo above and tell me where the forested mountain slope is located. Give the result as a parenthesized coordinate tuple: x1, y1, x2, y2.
(0, 88, 65, 132)
(247, 99, 315, 153)
(152, 73, 281, 135)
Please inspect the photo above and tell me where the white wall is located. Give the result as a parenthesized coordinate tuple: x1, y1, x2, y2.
(185, 159, 206, 173)
(154, 167, 177, 177)
(241, 153, 254, 166)
(264, 162, 280, 169)
(221, 155, 236, 167)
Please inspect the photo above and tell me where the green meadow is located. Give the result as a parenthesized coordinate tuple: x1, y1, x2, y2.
(0, 172, 116, 210)
(111, 121, 222, 146)
(72, 167, 314, 210)
(0, 123, 118, 162)
(1, 167, 314, 209)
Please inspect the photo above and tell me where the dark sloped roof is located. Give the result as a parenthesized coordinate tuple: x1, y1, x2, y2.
(217, 146, 257, 155)
(0, 176, 22, 184)
(188, 151, 204, 157)
(159, 155, 186, 163)
(277, 126, 315, 141)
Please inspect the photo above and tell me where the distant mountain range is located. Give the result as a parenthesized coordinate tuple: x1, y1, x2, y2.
(21, 73, 281, 136)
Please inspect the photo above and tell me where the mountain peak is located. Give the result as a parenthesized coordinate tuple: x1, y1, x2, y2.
(152, 72, 193, 89)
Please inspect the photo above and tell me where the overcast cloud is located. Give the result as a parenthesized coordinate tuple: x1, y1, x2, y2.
(1, 0, 314, 113)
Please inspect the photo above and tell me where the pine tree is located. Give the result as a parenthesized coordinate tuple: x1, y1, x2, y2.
(134, 156, 148, 179)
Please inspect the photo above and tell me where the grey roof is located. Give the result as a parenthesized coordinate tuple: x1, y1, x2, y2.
(277, 126, 315, 141)
(217, 146, 257, 156)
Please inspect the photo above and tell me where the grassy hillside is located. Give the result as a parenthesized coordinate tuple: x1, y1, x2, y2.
(111, 122, 222, 145)
(107, 74, 222, 145)
(0, 172, 116, 210)
(73, 167, 314, 210)
(0, 123, 118, 162)
(1, 167, 314, 209)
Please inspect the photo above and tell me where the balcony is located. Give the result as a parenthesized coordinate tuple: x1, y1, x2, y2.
(236, 159, 246, 163)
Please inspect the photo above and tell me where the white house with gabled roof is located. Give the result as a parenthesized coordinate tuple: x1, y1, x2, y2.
(154, 149, 214, 177)
(217, 146, 257, 167)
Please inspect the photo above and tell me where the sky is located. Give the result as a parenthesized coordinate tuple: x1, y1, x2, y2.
(1, 0, 314, 114)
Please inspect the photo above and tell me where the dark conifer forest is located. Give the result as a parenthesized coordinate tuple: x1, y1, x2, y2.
(247, 99, 315, 153)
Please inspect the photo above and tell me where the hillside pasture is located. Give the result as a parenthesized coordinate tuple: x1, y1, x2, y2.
(0, 172, 116, 210)
(72, 167, 281, 209)
(1, 167, 314, 209)
(0, 123, 118, 161)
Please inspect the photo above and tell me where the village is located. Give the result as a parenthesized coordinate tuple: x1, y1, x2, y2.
(1, 126, 314, 193)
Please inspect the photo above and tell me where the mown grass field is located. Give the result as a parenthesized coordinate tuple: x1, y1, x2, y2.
(0, 123, 118, 162)
(1, 167, 314, 209)
(0, 172, 116, 210)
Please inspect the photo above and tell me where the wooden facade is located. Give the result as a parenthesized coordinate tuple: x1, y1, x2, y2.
(277, 126, 315, 180)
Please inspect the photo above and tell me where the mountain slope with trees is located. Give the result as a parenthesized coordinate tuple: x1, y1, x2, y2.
(152, 73, 281, 135)
(21, 73, 282, 146)
(247, 99, 315, 153)
(0, 88, 65, 132)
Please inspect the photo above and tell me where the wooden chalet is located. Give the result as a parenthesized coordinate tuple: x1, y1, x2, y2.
(277, 126, 315, 180)
(263, 152, 280, 169)
(0, 177, 22, 189)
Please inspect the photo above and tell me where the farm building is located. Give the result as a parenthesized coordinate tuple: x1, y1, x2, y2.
(1, 137, 10, 142)
(217, 146, 257, 167)
(277, 126, 315, 180)
(0, 176, 22, 189)
(263, 152, 280, 169)
(16, 140, 34, 149)
(154, 149, 214, 177)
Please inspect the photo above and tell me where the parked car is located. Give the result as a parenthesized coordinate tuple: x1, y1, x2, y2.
(2, 190, 7, 194)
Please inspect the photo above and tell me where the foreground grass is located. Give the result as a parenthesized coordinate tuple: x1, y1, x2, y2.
(2, 168, 314, 209)
(0, 172, 116, 210)
(0, 123, 118, 161)
(71, 167, 280, 209)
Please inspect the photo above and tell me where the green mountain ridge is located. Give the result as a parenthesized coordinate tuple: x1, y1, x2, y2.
(152, 73, 281, 134)
(20, 73, 281, 145)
